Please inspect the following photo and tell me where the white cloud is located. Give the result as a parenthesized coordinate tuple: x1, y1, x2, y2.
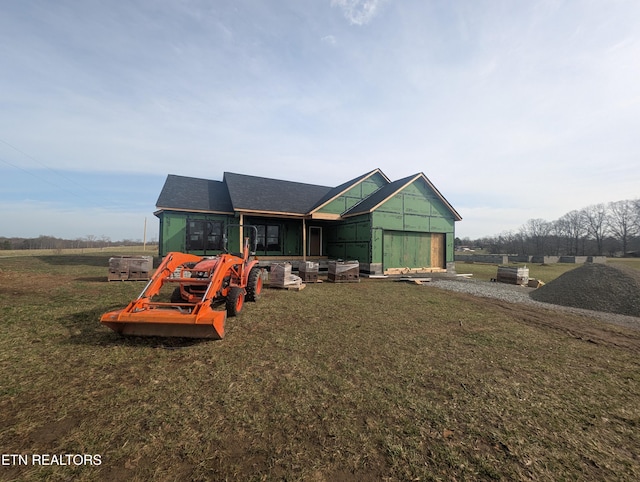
(321, 35, 337, 46)
(331, 0, 386, 26)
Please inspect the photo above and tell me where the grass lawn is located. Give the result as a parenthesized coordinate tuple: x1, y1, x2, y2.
(1, 254, 639, 480)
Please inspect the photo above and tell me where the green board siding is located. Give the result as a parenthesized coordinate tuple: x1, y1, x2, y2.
(403, 213, 429, 231)
(326, 215, 371, 262)
(383, 231, 431, 269)
(158, 212, 186, 255)
(369, 178, 457, 266)
(158, 212, 235, 256)
(317, 173, 387, 215)
(446, 232, 455, 261)
(158, 213, 306, 257)
(237, 217, 304, 257)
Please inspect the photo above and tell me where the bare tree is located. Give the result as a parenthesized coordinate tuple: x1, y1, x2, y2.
(500, 231, 519, 254)
(582, 204, 609, 255)
(460, 197, 640, 257)
(84, 235, 97, 248)
(608, 200, 639, 255)
(557, 210, 587, 255)
(521, 218, 551, 255)
(99, 235, 112, 249)
(548, 219, 565, 255)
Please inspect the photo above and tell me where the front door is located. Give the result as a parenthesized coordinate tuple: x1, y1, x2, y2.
(309, 227, 322, 256)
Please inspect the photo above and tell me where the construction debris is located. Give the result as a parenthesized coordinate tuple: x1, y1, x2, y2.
(527, 278, 545, 288)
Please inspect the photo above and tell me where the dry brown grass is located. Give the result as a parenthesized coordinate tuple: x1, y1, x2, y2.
(1, 255, 639, 481)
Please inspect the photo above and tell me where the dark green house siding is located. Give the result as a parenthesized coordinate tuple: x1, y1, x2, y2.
(158, 211, 236, 256)
(316, 174, 387, 215)
(159, 212, 186, 254)
(382, 231, 431, 269)
(243, 216, 304, 257)
(346, 177, 458, 270)
(326, 215, 371, 261)
(158, 212, 308, 257)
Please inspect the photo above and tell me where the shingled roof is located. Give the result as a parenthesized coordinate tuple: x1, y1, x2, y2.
(155, 174, 234, 213)
(156, 172, 332, 215)
(155, 170, 461, 221)
(223, 172, 332, 215)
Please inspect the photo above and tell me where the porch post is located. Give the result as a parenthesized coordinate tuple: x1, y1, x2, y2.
(302, 218, 307, 262)
(239, 213, 244, 251)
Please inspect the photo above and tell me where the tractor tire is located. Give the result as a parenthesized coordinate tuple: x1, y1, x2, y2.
(226, 287, 245, 317)
(246, 267, 263, 302)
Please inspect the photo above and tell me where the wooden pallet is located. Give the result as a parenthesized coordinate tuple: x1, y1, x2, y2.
(327, 273, 360, 283)
(384, 267, 447, 275)
(395, 277, 432, 285)
(268, 283, 306, 291)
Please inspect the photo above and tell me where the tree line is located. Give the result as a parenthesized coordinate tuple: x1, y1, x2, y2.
(0, 235, 156, 251)
(458, 199, 640, 257)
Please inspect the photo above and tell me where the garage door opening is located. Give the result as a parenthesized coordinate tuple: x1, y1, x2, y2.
(383, 231, 446, 272)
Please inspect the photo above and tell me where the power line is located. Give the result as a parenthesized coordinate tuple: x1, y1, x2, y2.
(0, 138, 121, 211)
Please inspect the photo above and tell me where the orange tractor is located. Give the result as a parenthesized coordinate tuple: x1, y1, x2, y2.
(101, 228, 262, 339)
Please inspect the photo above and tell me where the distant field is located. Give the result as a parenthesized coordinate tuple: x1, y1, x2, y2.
(1, 254, 639, 480)
(455, 257, 640, 283)
(0, 245, 158, 258)
(608, 257, 640, 270)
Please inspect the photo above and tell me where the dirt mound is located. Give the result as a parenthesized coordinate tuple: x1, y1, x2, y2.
(530, 263, 640, 317)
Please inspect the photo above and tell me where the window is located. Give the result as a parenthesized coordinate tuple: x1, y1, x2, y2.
(186, 220, 223, 252)
(255, 224, 281, 253)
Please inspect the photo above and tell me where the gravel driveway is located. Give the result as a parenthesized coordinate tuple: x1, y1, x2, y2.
(428, 278, 640, 331)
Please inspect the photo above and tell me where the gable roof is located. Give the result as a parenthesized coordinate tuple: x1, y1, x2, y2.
(308, 168, 390, 213)
(342, 174, 416, 216)
(343, 172, 462, 221)
(155, 174, 234, 213)
(155, 170, 461, 221)
(223, 172, 332, 215)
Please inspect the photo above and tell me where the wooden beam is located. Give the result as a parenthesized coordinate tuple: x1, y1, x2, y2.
(310, 213, 341, 220)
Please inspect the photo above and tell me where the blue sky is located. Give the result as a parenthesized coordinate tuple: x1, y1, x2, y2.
(1, 0, 639, 241)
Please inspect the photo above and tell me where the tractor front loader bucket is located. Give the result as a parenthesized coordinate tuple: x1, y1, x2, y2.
(100, 304, 227, 339)
(100, 252, 227, 339)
